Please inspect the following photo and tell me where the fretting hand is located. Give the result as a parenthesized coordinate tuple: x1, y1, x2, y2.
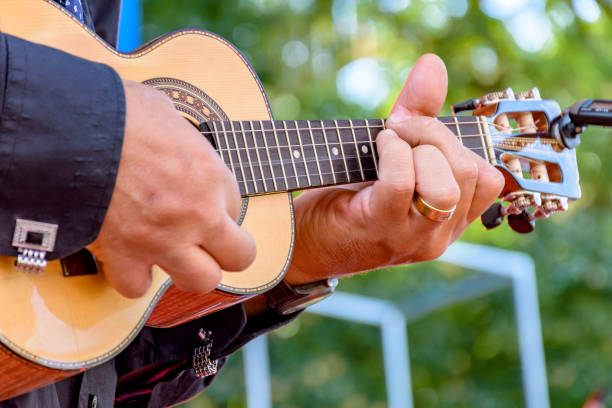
(285, 54, 504, 284)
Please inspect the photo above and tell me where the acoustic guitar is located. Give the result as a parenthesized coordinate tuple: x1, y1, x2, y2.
(0, 0, 580, 400)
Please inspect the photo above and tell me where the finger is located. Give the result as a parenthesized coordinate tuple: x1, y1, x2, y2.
(200, 215, 257, 272)
(98, 257, 153, 299)
(368, 129, 415, 221)
(390, 53, 448, 118)
(385, 116, 466, 176)
(465, 150, 505, 221)
(161, 246, 222, 294)
(411, 145, 460, 214)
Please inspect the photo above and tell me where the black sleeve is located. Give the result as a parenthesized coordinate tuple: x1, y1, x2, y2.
(83, 0, 122, 46)
(0, 33, 125, 259)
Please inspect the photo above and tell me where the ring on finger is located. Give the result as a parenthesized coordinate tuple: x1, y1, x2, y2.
(412, 194, 456, 222)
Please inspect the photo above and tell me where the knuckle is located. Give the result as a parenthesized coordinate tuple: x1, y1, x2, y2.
(457, 158, 479, 183)
(422, 116, 446, 134)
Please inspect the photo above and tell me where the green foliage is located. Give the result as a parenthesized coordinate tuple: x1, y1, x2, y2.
(140, 0, 612, 406)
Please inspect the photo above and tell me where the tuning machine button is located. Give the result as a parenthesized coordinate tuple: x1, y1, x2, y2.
(481, 202, 506, 230)
(481, 88, 515, 104)
(508, 211, 536, 234)
(516, 87, 541, 100)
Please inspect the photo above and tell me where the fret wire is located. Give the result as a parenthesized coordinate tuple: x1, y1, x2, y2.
(453, 116, 462, 145)
(480, 116, 496, 164)
(250, 121, 269, 192)
(239, 121, 259, 194)
(259, 120, 279, 191)
(334, 119, 351, 182)
(230, 121, 250, 195)
(476, 116, 490, 162)
(295, 120, 312, 187)
(219, 121, 238, 181)
(270, 120, 290, 190)
(211, 121, 226, 163)
(307, 120, 325, 185)
(364, 119, 379, 175)
(349, 119, 365, 181)
(282, 120, 300, 187)
(321, 120, 337, 185)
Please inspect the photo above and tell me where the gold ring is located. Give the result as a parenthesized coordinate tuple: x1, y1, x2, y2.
(412, 194, 456, 222)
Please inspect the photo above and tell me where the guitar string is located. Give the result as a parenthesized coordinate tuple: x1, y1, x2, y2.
(223, 146, 541, 173)
(199, 121, 546, 136)
(212, 135, 555, 155)
(224, 144, 563, 187)
(219, 142, 557, 169)
(200, 120, 530, 131)
(202, 129, 557, 144)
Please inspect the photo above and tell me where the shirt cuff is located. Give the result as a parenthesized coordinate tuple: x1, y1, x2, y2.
(0, 33, 125, 259)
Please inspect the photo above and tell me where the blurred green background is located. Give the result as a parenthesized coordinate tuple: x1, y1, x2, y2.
(139, 0, 612, 406)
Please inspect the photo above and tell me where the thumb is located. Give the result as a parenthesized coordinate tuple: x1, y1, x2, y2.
(389, 53, 448, 118)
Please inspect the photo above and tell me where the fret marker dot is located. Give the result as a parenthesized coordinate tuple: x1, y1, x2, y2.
(332, 147, 339, 156)
(361, 145, 368, 154)
(293, 150, 301, 159)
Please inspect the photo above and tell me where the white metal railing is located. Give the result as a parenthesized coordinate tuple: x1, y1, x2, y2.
(242, 242, 550, 408)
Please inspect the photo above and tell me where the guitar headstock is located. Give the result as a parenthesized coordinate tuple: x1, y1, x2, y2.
(462, 88, 580, 233)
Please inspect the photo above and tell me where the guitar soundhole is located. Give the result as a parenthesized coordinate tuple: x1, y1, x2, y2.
(61, 249, 98, 277)
(142, 78, 248, 225)
(141, 77, 229, 124)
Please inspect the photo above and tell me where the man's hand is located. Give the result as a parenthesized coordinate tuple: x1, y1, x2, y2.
(87, 80, 256, 298)
(286, 54, 504, 284)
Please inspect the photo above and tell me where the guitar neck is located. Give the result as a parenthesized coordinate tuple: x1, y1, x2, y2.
(201, 116, 494, 197)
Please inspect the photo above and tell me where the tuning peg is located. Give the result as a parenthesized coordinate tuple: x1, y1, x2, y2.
(481, 202, 505, 230)
(508, 211, 535, 234)
(516, 88, 541, 100)
(481, 88, 515, 103)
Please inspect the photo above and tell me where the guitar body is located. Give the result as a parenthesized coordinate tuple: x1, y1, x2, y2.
(0, 0, 294, 399)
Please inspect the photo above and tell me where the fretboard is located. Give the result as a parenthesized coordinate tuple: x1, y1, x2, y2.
(200, 117, 491, 197)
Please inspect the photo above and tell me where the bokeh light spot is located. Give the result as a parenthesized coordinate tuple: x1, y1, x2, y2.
(337, 58, 390, 110)
(471, 46, 498, 76)
(572, 0, 601, 23)
(282, 40, 310, 68)
(377, 0, 411, 14)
